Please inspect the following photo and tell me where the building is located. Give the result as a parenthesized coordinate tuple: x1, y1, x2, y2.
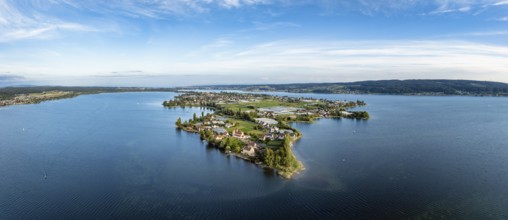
(212, 120, 225, 125)
(269, 127, 279, 133)
(279, 129, 295, 137)
(212, 127, 229, 140)
(262, 133, 275, 141)
(255, 118, 278, 126)
(339, 111, 352, 116)
(241, 142, 258, 157)
(232, 129, 245, 139)
(194, 122, 203, 131)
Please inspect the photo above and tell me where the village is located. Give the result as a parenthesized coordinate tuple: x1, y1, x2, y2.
(0, 91, 77, 107)
(165, 91, 369, 178)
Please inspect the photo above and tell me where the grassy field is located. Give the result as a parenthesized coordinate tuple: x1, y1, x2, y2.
(28, 91, 73, 99)
(221, 99, 313, 112)
(267, 140, 283, 148)
(227, 119, 265, 136)
(1, 91, 78, 106)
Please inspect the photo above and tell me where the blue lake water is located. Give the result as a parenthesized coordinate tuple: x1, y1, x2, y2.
(1, 92, 508, 219)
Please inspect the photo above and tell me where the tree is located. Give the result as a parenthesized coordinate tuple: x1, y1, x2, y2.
(233, 145, 241, 153)
(176, 117, 182, 128)
(280, 134, 295, 167)
(264, 148, 275, 166)
(352, 111, 370, 120)
(193, 113, 197, 122)
(200, 130, 205, 140)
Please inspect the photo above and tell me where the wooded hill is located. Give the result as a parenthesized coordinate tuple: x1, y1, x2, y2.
(189, 80, 508, 96)
(0, 86, 176, 100)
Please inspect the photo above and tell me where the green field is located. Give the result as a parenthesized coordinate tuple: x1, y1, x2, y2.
(267, 140, 283, 148)
(227, 119, 265, 137)
(221, 99, 314, 112)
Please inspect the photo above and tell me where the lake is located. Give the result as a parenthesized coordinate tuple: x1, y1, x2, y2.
(1, 92, 508, 219)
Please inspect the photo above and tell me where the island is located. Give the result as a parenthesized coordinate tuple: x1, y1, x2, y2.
(163, 91, 369, 179)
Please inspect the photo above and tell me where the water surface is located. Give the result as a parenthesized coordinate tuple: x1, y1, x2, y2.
(1, 92, 507, 219)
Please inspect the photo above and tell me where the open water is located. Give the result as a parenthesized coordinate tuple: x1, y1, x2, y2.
(1, 92, 507, 219)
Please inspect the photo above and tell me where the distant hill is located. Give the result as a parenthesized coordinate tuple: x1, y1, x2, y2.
(0, 86, 176, 100)
(3, 80, 508, 99)
(188, 80, 508, 96)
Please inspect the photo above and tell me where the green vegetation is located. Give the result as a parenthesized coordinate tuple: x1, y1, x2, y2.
(186, 79, 508, 96)
(227, 119, 265, 137)
(351, 111, 370, 119)
(176, 117, 182, 128)
(266, 140, 283, 148)
(264, 135, 302, 178)
(0, 86, 177, 106)
(222, 99, 306, 111)
(164, 91, 369, 179)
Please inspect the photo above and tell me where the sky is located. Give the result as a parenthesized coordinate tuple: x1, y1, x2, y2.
(1, 0, 508, 87)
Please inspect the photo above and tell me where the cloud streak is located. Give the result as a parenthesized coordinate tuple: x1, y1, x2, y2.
(171, 40, 508, 82)
(4, 39, 508, 85)
(0, 0, 96, 42)
(0, 73, 24, 81)
(1, 0, 508, 86)
(0, 0, 505, 43)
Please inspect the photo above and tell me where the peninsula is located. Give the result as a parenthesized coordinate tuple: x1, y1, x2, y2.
(163, 92, 369, 178)
(0, 86, 176, 107)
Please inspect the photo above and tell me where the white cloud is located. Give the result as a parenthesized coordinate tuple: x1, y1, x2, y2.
(1, 23, 95, 42)
(0, 0, 96, 42)
(202, 38, 234, 48)
(492, 0, 508, 6)
(314, 0, 505, 16)
(219, 0, 272, 8)
(221, 0, 241, 8)
(3, 39, 508, 84)
(52, 0, 274, 18)
(467, 30, 508, 36)
(172, 40, 508, 83)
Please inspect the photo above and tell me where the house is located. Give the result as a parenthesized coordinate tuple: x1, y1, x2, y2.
(212, 120, 225, 125)
(241, 142, 258, 157)
(232, 129, 245, 139)
(339, 111, 352, 116)
(262, 133, 275, 141)
(255, 118, 278, 127)
(279, 129, 295, 137)
(212, 127, 229, 140)
(225, 123, 233, 128)
(269, 127, 279, 133)
(277, 133, 285, 140)
(194, 122, 204, 131)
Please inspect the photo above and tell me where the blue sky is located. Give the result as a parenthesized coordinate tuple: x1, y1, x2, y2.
(1, 0, 508, 86)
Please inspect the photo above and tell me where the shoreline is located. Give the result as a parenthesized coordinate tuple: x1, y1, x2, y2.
(229, 134, 305, 179)
(183, 125, 305, 179)
(0, 91, 79, 107)
(166, 91, 369, 179)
